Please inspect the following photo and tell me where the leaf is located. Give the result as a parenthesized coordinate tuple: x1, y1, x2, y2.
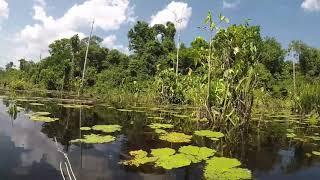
(159, 132, 192, 143)
(70, 134, 115, 144)
(178, 145, 216, 163)
(151, 148, 176, 158)
(92, 125, 122, 133)
(155, 154, 191, 170)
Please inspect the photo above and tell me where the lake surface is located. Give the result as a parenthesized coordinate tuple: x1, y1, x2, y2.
(1, 94, 320, 180)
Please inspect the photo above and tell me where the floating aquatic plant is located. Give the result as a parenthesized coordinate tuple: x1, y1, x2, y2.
(117, 109, 133, 112)
(32, 112, 51, 116)
(312, 151, 320, 156)
(286, 133, 296, 138)
(62, 104, 92, 109)
(122, 150, 157, 167)
(159, 132, 192, 143)
(150, 148, 175, 158)
(194, 130, 224, 141)
(155, 129, 167, 134)
(204, 157, 252, 180)
(148, 123, 174, 129)
(154, 153, 191, 170)
(29, 103, 45, 106)
(178, 145, 216, 163)
(70, 134, 115, 144)
(147, 116, 165, 120)
(30, 116, 59, 122)
(80, 127, 91, 131)
(92, 125, 122, 133)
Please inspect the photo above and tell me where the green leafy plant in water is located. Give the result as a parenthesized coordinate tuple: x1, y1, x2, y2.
(286, 133, 296, 138)
(30, 116, 59, 122)
(204, 157, 252, 180)
(32, 112, 51, 116)
(117, 109, 133, 112)
(80, 127, 91, 131)
(29, 103, 45, 106)
(178, 145, 216, 163)
(70, 134, 115, 144)
(148, 123, 174, 129)
(312, 151, 320, 156)
(92, 125, 122, 133)
(61, 104, 92, 109)
(155, 129, 167, 134)
(154, 154, 191, 170)
(194, 130, 224, 141)
(309, 112, 319, 126)
(150, 148, 175, 158)
(159, 132, 192, 143)
(122, 150, 157, 167)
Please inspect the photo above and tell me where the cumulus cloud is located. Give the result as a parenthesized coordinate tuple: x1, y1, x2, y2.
(0, 0, 9, 19)
(150, 1, 192, 31)
(101, 35, 129, 54)
(301, 0, 320, 11)
(13, 0, 134, 60)
(223, 0, 240, 9)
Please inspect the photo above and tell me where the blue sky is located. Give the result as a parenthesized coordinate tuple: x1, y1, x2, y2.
(0, 0, 319, 67)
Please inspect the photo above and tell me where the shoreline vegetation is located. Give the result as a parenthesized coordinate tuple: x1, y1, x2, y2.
(1, 12, 320, 126)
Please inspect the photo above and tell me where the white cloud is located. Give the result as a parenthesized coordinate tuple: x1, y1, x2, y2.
(301, 0, 320, 11)
(12, 0, 134, 60)
(0, 0, 9, 19)
(223, 0, 240, 9)
(34, 0, 46, 7)
(150, 1, 192, 31)
(101, 35, 129, 54)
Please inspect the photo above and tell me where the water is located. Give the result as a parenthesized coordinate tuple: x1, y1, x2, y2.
(1, 95, 320, 180)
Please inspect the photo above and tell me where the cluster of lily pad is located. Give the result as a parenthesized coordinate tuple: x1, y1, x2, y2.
(70, 124, 122, 144)
(123, 145, 215, 170)
(28, 111, 59, 122)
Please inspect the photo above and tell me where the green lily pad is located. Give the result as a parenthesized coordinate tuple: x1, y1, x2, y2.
(159, 132, 192, 143)
(92, 125, 122, 133)
(70, 134, 115, 144)
(117, 109, 133, 112)
(194, 130, 224, 140)
(204, 157, 251, 180)
(30, 116, 59, 122)
(178, 145, 216, 163)
(29, 103, 45, 106)
(286, 133, 296, 138)
(122, 150, 157, 167)
(148, 123, 174, 129)
(154, 154, 191, 170)
(80, 127, 91, 131)
(312, 151, 320, 156)
(150, 148, 175, 158)
(155, 129, 167, 134)
(62, 104, 92, 109)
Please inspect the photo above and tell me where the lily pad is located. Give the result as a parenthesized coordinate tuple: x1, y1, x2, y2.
(148, 123, 174, 129)
(154, 154, 191, 170)
(178, 145, 216, 163)
(159, 132, 192, 143)
(204, 157, 251, 180)
(117, 109, 133, 112)
(29, 103, 45, 106)
(194, 130, 224, 140)
(92, 125, 122, 133)
(122, 150, 157, 167)
(80, 127, 91, 131)
(30, 116, 59, 122)
(312, 151, 320, 156)
(155, 129, 167, 134)
(62, 104, 92, 109)
(70, 134, 115, 144)
(150, 148, 175, 158)
(286, 133, 296, 138)
(32, 112, 51, 116)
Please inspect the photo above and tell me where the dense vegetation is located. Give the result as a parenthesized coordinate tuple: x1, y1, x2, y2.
(1, 12, 320, 127)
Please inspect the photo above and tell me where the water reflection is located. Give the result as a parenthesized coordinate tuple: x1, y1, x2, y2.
(1, 96, 320, 179)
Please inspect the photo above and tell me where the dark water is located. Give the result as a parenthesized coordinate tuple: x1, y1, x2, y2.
(1, 95, 320, 180)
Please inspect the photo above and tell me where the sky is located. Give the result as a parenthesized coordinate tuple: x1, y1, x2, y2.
(0, 0, 319, 67)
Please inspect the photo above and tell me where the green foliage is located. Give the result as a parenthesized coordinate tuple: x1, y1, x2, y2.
(30, 116, 59, 122)
(154, 154, 191, 170)
(92, 125, 122, 133)
(159, 132, 192, 143)
(194, 130, 224, 140)
(122, 150, 157, 167)
(71, 134, 115, 144)
(204, 157, 252, 180)
(178, 145, 216, 163)
(148, 123, 174, 129)
(312, 151, 320, 156)
(150, 148, 176, 158)
(80, 127, 92, 131)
